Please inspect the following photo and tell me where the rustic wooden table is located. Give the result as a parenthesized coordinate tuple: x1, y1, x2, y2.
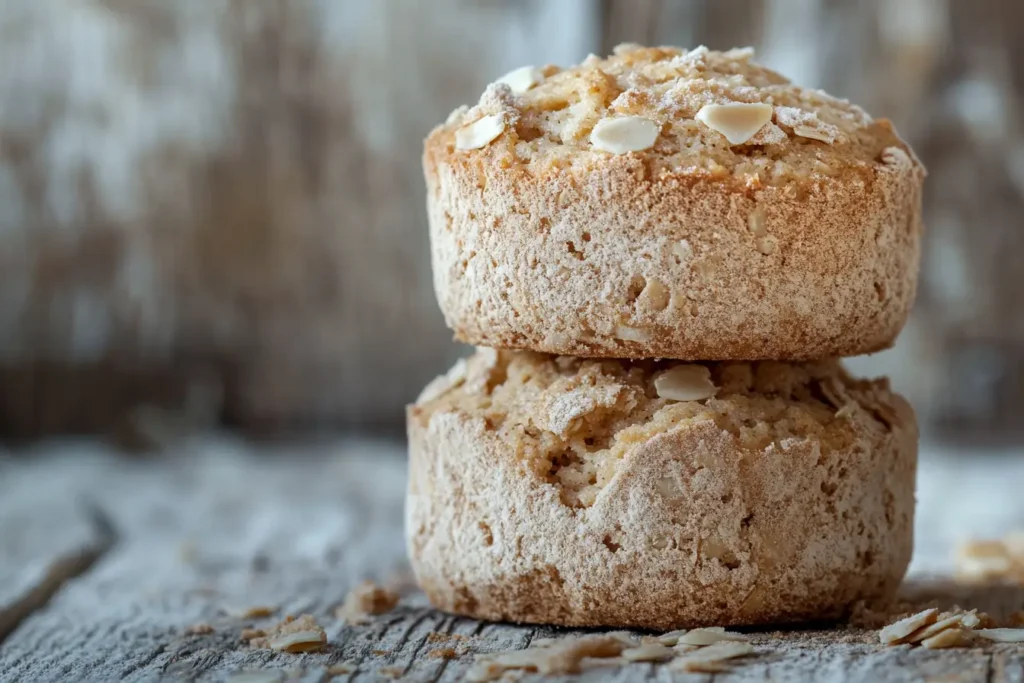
(1, 436, 1023, 682)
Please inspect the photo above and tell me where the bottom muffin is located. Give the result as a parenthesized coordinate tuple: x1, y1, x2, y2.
(406, 349, 917, 630)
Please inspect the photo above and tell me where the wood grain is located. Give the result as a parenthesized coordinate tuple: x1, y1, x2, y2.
(2, 440, 1024, 681)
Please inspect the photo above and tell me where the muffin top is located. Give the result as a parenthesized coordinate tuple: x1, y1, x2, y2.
(428, 44, 922, 190)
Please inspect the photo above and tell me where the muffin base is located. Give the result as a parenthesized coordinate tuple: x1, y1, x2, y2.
(406, 351, 917, 629)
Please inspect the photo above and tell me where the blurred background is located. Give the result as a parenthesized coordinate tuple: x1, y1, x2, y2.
(1, 0, 1022, 446)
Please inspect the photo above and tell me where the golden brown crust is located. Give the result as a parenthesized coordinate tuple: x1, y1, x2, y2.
(423, 46, 925, 360)
(406, 350, 917, 629)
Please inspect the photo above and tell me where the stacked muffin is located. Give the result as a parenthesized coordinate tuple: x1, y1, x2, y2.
(408, 45, 924, 630)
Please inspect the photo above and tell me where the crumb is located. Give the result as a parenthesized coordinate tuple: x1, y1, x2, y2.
(466, 634, 626, 681)
(185, 623, 214, 635)
(377, 666, 403, 678)
(336, 581, 399, 624)
(371, 649, 390, 656)
(428, 647, 459, 660)
(249, 614, 327, 653)
(240, 628, 266, 641)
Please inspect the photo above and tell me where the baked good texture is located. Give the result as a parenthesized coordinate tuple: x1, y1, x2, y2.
(407, 349, 917, 629)
(423, 45, 925, 360)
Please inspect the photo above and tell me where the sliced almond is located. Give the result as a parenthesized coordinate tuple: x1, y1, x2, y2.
(695, 103, 773, 145)
(879, 608, 939, 645)
(793, 125, 834, 143)
(677, 627, 748, 646)
(621, 643, 675, 662)
(268, 630, 327, 653)
(922, 628, 973, 649)
(604, 631, 640, 648)
(974, 628, 1024, 643)
(880, 145, 912, 169)
(456, 115, 505, 150)
(907, 614, 964, 643)
(654, 365, 717, 402)
(590, 116, 660, 154)
(496, 65, 544, 94)
(653, 629, 688, 646)
(670, 641, 755, 672)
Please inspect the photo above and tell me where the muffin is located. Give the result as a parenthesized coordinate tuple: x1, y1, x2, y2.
(407, 349, 917, 629)
(423, 45, 925, 360)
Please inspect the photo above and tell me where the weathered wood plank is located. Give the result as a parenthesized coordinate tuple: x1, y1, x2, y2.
(1, 441, 1024, 682)
(0, 448, 116, 643)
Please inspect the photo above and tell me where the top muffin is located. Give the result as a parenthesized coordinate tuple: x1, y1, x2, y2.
(424, 45, 925, 361)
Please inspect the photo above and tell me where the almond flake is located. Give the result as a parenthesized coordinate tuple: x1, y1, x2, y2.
(670, 641, 755, 672)
(653, 629, 688, 646)
(654, 365, 717, 402)
(677, 627, 748, 646)
(604, 631, 640, 647)
(496, 65, 544, 94)
(590, 116, 660, 154)
(774, 106, 840, 144)
(696, 103, 773, 145)
(793, 125, 835, 143)
(249, 614, 326, 652)
(621, 643, 674, 662)
(880, 146, 912, 170)
(456, 115, 505, 150)
(466, 635, 626, 682)
(922, 628, 973, 649)
(879, 608, 939, 644)
(974, 628, 1024, 643)
(268, 630, 327, 653)
(907, 615, 965, 643)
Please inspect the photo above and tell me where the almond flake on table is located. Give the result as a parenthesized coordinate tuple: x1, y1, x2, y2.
(677, 627, 749, 646)
(669, 641, 755, 673)
(879, 608, 939, 645)
(922, 628, 973, 649)
(974, 628, 1024, 643)
(907, 614, 966, 643)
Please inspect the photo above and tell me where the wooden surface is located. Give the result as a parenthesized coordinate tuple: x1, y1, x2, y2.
(1, 438, 1024, 682)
